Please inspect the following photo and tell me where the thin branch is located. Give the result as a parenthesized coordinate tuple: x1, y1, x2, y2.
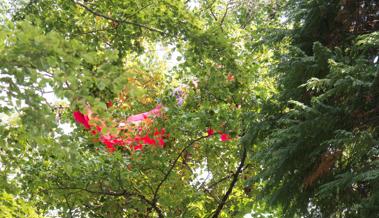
(182, 155, 194, 174)
(123, 3, 154, 20)
(210, 8, 218, 21)
(24, 0, 39, 9)
(74, 27, 117, 36)
(63, 194, 74, 218)
(219, 3, 229, 27)
(54, 186, 126, 196)
(206, 0, 218, 22)
(41, 90, 54, 94)
(202, 165, 250, 203)
(73, 1, 164, 34)
(211, 144, 247, 218)
(152, 135, 209, 204)
(198, 170, 212, 190)
(201, 0, 217, 12)
(137, 170, 155, 195)
(207, 173, 234, 190)
(74, 1, 118, 22)
(135, 192, 164, 218)
(64, 81, 71, 89)
(40, 72, 54, 78)
(53, 185, 164, 217)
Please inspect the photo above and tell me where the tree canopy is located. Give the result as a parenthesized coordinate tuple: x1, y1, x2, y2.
(0, 0, 378, 217)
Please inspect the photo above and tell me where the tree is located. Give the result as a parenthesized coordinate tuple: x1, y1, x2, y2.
(249, 0, 379, 217)
(0, 0, 280, 217)
(2, 0, 376, 217)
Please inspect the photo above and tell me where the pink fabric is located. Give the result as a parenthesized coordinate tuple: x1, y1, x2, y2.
(126, 104, 162, 123)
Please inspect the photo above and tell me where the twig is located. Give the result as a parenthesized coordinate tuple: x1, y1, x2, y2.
(123, 3, 153, 20)
(136, 192, 164, 218)
(201, 0, 217, 12)
(207, 173, 234, 190)
(74, 27, 117, 36)
(74, 1, 164, 34)
(210, 8, 218, 21)
(63, 194, 74, 218)
(219, 3, 229, 28)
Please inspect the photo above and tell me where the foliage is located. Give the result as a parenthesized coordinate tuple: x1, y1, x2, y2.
(1, 0, 377, 217)
(0, 0, 282, 217)
(0, 192, 43, 218)
(249, 0, 379, 217)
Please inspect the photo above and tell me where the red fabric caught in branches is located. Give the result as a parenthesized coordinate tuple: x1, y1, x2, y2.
(73, 104, 167, 152)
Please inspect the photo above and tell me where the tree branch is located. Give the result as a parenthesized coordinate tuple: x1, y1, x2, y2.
(211, 144, 247, 218)
(219, 3, 229, 27)
(201, 0, 217, 12)
(151, 135, 209, 206)
(73, 27, 117, 36)
(210, 8, 218, 21)
(73, 1, 164, 34)
(52, 185, 164, 217)
(207, 173, 234, 190)
(123, 3, 154, 20)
